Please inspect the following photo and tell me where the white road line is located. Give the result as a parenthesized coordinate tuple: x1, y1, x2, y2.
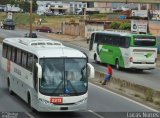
(89, 83, 159, 112)
(25, 112, 35, 118)
(88, 110, 105, 118)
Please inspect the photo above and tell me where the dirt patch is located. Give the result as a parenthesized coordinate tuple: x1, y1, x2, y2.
(46, 33, 77, 41)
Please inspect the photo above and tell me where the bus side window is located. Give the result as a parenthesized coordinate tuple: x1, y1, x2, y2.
(2, 43, 7, 58)
(22, 51, 27, 68)
(11, 47, 16, 62)
(27, 53, 34, 72)
(16, 49, 22, 65)
(7, 45, 12, 60)
(104, 35, 113, 45)
(89, 33, 95, 50)
(119, 37, 130, 48)
(112, 36, 120, 46)
(33, 56, 38, 91)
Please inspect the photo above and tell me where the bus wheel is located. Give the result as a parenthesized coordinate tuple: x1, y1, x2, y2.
(136, 69, 143, 72)
(94, 55, 99, 64)
(115, 60, 120, 70)
(28, 93, 35, 112)
(7, 78, 13, 95)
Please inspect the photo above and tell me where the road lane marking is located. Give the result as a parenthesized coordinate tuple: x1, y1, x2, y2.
(25, 112, 35, 118)
(88, 110, 105, 118)
(89, 83, 159, 112)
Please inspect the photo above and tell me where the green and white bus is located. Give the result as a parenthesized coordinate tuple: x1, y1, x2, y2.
(89, 30, 157, 70)
(1, 38, 94, 112)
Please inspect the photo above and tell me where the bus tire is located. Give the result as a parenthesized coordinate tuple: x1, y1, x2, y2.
(94, 54, 99, 64)
(136, 69, 143, 72)
(7, 78, 13, 95)
(115, 59, 120, 70)
(27, 92, 35, 112)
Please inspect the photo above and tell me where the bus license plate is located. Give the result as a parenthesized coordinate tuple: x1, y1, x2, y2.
(142, 62, 146, 64)
(50, 98, 63, 104)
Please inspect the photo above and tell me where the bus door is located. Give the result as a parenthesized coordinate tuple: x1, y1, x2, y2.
(89, 33, 95, 60)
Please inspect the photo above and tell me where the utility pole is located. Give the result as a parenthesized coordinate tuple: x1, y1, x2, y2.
(29, 0, 32, 37)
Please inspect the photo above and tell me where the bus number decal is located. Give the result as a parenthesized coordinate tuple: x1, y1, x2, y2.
(50, 98, 63, 104)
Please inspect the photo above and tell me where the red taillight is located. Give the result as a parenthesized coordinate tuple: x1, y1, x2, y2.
(130, 57, 133, 62)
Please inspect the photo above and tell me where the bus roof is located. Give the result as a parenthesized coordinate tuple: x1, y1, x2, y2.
(93, 30, 154, 37)
(3, 38, 86, 58)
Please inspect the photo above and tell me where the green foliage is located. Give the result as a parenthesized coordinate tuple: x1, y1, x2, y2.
(119, 22, 131, 30)
(0, 37, 4, 43)
(109, 21, 131, 30)
(13, 13, 39, 25)
(154, 101, 160, 106)
(110, 22, 121, 29)
(134, 93, 141, 98)
(0, 0, 10, 5)
(20, 1, 30, 12)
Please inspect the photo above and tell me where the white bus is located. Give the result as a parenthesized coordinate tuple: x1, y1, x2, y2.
(89, 30, 157, 71)
(1, 38, 94, 112)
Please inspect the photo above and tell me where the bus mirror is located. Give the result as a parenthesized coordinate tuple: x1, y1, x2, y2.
(36, 63, 42, 79)
(87, 63, 95, 79)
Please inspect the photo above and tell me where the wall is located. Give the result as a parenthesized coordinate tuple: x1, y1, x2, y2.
(62, 21, 111, 38)
(62, 22, 85, 37)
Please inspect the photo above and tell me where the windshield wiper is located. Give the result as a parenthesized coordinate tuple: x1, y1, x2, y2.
(66, 80, 78, 95)
(52, 80, 63, 93)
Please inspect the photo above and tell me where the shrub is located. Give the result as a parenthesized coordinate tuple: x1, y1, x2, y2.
(110, 22, 121, 29)
(119, 22, 131, 30)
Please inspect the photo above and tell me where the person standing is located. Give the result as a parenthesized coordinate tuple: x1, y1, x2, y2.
(0, 21, 3, 28)
(102, 65, 113, 85)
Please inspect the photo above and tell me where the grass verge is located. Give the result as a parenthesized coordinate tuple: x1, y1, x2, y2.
(0, 37, 4, 43)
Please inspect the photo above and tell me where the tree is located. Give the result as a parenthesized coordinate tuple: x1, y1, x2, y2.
(32, 0, 38, 12)
(0, 0, 10, 5)
(19, 0, 37, 12)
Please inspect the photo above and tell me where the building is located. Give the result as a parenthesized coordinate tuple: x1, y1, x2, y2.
(37, 1, 86, 15)
(36, 1, 113, 15)
(0, 5, 6, 12)
(70, 2, 87, 14)
(86, 2, 112, 14)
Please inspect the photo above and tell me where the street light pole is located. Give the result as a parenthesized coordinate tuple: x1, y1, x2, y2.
(29, 0, 32, 37)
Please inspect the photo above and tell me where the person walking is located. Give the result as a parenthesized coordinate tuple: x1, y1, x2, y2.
(102, 65, 113, 85)
(0, 21, 3, 28)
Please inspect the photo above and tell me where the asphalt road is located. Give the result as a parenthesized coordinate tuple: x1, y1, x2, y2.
(1, 29, 160, 91)
(62, 41, 160, 91)
(0, 28, 159, 118)
(0, 72, 157, 118)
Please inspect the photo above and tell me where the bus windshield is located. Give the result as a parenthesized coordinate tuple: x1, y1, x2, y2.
(39, 58, 87, 96)
(134, 36, 156, 46)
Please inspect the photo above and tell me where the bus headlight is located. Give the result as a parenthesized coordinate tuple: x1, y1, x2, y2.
(75, 98, 87, 105)
(39, 98, 50, 105)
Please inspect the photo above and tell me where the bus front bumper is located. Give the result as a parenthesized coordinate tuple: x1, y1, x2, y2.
(128, 63, 156, 70)
(36, 98, 87, 112)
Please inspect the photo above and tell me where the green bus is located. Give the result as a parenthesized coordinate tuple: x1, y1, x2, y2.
(89, 30, 157, 70)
